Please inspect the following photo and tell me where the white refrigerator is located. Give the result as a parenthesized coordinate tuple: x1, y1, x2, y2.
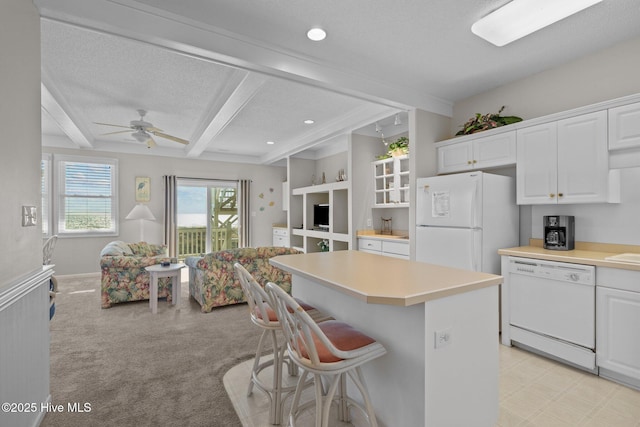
(415, 172, 519, 274)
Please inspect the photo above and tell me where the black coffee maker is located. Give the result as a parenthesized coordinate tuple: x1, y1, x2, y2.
(543, 215, 575, 250)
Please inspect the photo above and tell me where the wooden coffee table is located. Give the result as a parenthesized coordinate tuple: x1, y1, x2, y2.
(145, 263, 185, 314)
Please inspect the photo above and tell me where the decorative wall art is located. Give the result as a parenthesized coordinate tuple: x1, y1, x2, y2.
(135, 176, 151, 202)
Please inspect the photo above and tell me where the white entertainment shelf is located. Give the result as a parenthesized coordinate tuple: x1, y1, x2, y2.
(290, 181, 351, 253)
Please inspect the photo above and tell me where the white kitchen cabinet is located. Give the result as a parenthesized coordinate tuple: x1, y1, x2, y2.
(436, 131, 516, 174)
(372, 155, 409, 207)
(596, 267, 640, 389)
(516, 111, 615, 204)
(358, 237, 409, 259)
(272, 227, 290, 247)
(609, 102, 640, 151)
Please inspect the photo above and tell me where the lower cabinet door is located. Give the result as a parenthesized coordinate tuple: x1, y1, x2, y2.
(596, 286, 640, 382)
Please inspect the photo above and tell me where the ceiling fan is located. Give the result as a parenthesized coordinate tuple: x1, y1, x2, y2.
(94, 109, 189, 149)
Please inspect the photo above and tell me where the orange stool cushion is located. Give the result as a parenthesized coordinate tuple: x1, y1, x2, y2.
(300, 320, 376, 363)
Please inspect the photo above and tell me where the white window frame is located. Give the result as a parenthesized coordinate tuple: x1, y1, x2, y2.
(41, 153, 52, 237)
(54, 154, 119, 238)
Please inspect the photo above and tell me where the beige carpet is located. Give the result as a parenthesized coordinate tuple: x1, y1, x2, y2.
(41, 273, 262, 427)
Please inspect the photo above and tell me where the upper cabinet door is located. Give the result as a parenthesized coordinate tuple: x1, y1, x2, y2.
(557, 111, 609, 204)
(473, 131, 516, 170)
(437, 140, 472, 174)
(609, 102, 640, 151)
(516, 122, 558, 205)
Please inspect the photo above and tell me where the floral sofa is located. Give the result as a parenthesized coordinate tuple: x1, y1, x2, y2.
(185, 246, 301, 313)
(100, 241, 173, 309)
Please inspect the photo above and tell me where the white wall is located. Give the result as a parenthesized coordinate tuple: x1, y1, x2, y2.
(314, 151, 348, 185)
(452, 36, 640, 133)
(532, 168, 640, 245)
(351, 133, 384, 233)
(451, 36, 640, 246)
(44, 147, 287, 274)
(0, 4, 50, 427)
(0, 0, 42, 291)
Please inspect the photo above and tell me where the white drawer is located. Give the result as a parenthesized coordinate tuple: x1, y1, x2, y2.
(358, 238, 382, 252)
(273, 227, 289, 236)
(273, 235, 290, 247)
(382, 240, 409, 256)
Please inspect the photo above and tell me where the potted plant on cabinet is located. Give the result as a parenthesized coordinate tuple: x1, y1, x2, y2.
(388, 136, 409, 157)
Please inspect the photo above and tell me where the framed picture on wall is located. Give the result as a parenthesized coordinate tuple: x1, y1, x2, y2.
(135, 176, 150, 202)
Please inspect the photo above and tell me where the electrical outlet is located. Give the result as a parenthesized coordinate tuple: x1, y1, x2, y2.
(434, 328, 452, 349)
(366, 218, 372, 227)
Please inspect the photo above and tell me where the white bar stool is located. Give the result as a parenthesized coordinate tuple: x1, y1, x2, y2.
(234, 263, 331, 425)
(265, 282, 387, 427)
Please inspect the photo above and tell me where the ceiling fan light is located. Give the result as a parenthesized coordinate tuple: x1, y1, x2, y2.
(471, 0, 603, 47)
(132, 130, 149, 143)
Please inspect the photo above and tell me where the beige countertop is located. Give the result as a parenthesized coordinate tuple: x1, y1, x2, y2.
(270, 250, 502, 306)
(498, 239, 640, 271)
(356, 230, 409, 241)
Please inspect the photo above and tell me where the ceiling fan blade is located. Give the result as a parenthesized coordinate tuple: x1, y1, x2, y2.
(146, 126, 164, 133)
(151, 131, 189, 145)
(93, 122, 131, 129)
(146, 136, 157, 149)
(101, 130, 132, 136)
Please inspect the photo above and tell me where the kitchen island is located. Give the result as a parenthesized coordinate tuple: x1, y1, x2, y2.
(270, 250, 502, 427)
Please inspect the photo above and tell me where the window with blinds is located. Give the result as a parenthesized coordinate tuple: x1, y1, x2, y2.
(55, 155, 118, 236)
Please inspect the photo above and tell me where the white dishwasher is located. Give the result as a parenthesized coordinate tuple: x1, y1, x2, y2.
(503, 257, 596, 371)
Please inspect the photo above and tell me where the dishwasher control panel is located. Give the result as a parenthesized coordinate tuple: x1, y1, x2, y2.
(509, 257, 594, 285)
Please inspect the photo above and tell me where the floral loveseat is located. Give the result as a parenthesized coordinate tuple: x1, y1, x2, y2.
(100, 241, 173, 309)
(185, 246, 301, 313)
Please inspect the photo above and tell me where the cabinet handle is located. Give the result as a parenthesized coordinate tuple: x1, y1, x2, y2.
(558, 193, 564, 198)
(472, 160, 477, 164)
(467, 160, 472, 165)
(549, 193, 555, 198)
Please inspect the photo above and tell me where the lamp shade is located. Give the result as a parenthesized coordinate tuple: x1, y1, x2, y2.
(126, 204, 156, 221)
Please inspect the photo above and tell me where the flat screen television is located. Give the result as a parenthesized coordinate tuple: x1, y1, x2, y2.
(313, 204, 329, 229)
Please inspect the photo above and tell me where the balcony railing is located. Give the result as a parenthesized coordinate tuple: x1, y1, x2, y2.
(177, 226, 238, 258)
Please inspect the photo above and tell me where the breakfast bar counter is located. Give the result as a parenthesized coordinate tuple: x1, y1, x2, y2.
(270, 250, 502, 427)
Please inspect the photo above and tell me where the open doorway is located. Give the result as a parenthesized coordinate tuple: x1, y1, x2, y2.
(176, 179, 239, 258)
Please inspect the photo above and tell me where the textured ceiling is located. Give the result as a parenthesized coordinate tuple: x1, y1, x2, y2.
(37, 0, 640, 164)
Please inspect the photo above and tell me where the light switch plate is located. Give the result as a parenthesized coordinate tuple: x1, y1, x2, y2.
(22, 205, 37, 226)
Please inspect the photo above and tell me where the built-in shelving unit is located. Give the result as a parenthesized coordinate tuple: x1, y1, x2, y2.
(290, 181, 351, 253)
(372, 154, 409, 207)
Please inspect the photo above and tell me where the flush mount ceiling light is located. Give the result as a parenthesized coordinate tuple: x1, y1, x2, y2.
(307, 27, 327, 41)
(303, 119, 315, 124)
(471, 0, 603, 47)
(266, 140, 275, 145)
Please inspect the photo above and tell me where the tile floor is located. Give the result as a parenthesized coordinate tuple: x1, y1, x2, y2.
(224, 343, 640, 427)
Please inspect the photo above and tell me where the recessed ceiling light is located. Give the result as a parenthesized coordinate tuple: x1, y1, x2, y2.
(307, 27, 327, 41)
(303, 119, 315, 124)
(266, 141, 275, 145)
(472, 0, 603, 47)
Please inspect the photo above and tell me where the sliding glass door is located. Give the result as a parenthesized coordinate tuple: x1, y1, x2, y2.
(176, 179, 239, 258)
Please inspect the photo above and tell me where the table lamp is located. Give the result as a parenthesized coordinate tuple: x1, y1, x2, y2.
(125, 204, 156, 242)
